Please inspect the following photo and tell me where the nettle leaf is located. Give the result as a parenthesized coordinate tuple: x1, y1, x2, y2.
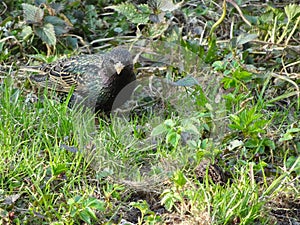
(138, 4, 152, 14)
(44, 16, 70, 35)
(35, 23, 56, 46)
(107, 3, 149, 24)
(22, 3, 44, 24)
(50, 2, 65, 13)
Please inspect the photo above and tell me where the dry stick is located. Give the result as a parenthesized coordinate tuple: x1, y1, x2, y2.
(270, 73, 300, 109)
(0, 1, 7, 16)
(279, 59, 300, 108)
(226, 0, 252, 27)
(0, 36, 24, 54)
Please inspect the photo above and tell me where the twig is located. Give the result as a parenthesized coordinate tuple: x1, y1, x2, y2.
(0, 1, 7, 16)
(226, 0, 252, 27)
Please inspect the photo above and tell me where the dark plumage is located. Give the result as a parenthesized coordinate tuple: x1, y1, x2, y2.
(28, 47, 136, 113)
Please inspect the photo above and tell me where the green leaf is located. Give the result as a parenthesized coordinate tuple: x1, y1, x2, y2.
(172, 170, 187, 187)
(205, 36, 218, 63)
(20, 26, 33, 40)
(139, 4, 152, 14)
(85, 207, 97, 220)
(173, 76, 199, 87)
(160, 189, 175, 211)
(74, 195, 82, 203)
(164, 119, 175, 127)
(107, 3, 149, 24)
(22, 3, 44, 24)
(279, 133, 293, 142)
(279, 128, 300, 141)
(286, 128, 300, 133)
(233, 69, 253, 82)
(286, 156, 300, 175)
(66, 36, 78, 49)
(130, 200, 150, 214)
(161, 188, 182, 211)
(166, 131, 180, 147)
(52, 163, 68, 176)
(181, 123, 199, 135)
(35, 23, 56, 46)
(44, 16, 70, 35)
(262, 139, 275, 150)
(85, 198, 106, 211)
(284, 4, 300, 20)
(151, 123, 167, 136)
(245, 138, 259, 148)
(192, 85, 208, 106)
(236, 33, 258, 46)
(79, 210, 92, 224)
(212, 61, 225, 71)
(67, 198, 75, 205)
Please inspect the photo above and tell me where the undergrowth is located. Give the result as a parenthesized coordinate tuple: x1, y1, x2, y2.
(0, 0, 299, 224)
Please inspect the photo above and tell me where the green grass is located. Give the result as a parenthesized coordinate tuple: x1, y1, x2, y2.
(1, 65, 299, 224)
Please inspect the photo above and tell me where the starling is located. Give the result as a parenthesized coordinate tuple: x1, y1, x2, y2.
(28, 47, 136, 113)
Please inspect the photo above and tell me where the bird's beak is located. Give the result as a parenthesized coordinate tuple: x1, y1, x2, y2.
(114, 61, 125, 75)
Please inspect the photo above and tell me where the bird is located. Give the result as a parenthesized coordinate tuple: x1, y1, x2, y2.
(27, 47, 136, 113)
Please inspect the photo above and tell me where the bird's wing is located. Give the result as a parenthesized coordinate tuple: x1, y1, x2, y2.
(28, 56, 100, 93)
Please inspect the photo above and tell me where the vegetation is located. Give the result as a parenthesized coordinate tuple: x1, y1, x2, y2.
(0, 0, 299, 224)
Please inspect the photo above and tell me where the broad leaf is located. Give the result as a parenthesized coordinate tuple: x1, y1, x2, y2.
(35, 23, 56, 46)
(79, 210, 92, 224)
(20, 26, 33, 40)
(22, 3, 44, 24)
(107, 3, 149, 24)
(173, 76, 199, 87)
(151, 123, 167, 136)
(166, 131, 180, 147)
(44, 16, 70, 35)
(237, 33, 258, 46)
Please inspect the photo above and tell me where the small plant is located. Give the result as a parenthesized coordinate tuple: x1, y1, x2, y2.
(151, 118, 200, 149)
(229, 106, 268, 138)
(130, 200, 161, 225)
(67, 195, 106, 224)
(161, 170, 188, 212)
(21, 2, 73, 52)
(259, 4, 300, 44)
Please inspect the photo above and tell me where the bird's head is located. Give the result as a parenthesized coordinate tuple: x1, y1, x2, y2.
(107, 47, 133, 76)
